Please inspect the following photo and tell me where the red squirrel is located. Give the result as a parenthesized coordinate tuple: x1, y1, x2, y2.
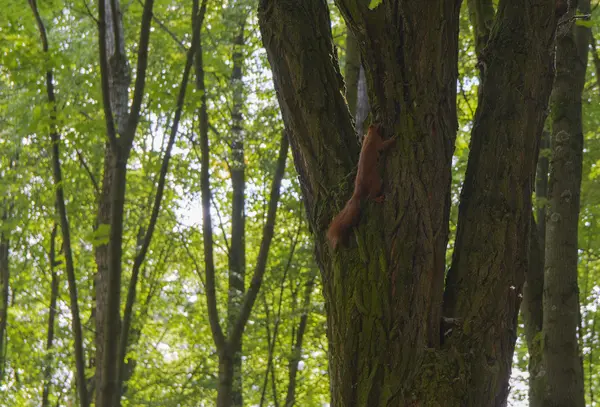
(327, 124, 395, 249)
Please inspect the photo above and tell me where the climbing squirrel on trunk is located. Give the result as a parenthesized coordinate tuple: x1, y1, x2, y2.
(327, 124, 395, 249)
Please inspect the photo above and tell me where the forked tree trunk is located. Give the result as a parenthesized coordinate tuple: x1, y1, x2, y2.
(259, 0, 558, 405)
(95, 0, 155, 404)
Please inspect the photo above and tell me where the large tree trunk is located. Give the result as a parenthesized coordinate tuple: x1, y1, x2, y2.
(542, 0, 590, 405)
(259, 0, 558, 405)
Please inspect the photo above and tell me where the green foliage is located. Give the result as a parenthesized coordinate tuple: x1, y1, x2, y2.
(368, 0, 382, 10)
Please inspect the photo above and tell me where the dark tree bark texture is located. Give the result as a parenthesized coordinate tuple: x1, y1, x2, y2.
(259, 0, 558, 405)
(542, 0, 590, 405)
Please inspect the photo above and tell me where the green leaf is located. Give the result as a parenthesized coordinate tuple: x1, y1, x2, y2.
(368, 0, 382, 10)
(90, 223, 111, 247)
(575, 18, 593, 28)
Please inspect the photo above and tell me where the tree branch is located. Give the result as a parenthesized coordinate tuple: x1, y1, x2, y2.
(136, 0, 186, 52)
(195, 0, 225, 352)
(259, 221, 300, 407)
(230, 132, 289, 345)
(211, 195, 231, 254)
(117, 0, 203, 390)
(75, 148, 101, 195)
(82, 0, 99, 23)
(124, 0, 155, 141)
(97, 0, 119, 147)
(28, 2, 89, 405)
(42, 224, 60, 407)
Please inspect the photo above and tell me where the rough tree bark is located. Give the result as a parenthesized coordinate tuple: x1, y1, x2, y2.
(542, 0, 590, 405)
(259, 0, 558, 405)
(465, 1, 550, 404)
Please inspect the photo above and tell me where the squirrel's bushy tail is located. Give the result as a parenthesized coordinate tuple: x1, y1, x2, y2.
(326, 196, 361, 249)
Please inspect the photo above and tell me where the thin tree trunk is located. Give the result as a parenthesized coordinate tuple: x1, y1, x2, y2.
(196, 3, 290, 404)
(260, 226, 301, 407)
(42, 225, 60, 407)
(227, 10, 247, 406)
(0, 209, 9, 384)
(260, 298, 276, 407)
(285, 273, 315, 407)
(116, 0, 203, 395)
(542, 0, 590, 405)
(521, 130, 549, 407)
(590, 32, 600, 91)
(218, 134, 289, 407)
(589, 314, 597, 405)
(29, 3, 89, 404)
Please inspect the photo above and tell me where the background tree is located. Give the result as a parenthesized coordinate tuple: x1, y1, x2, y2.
(542, 0, 589, 405)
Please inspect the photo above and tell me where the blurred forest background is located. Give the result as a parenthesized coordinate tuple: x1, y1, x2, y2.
(0, 0, 599, 406)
